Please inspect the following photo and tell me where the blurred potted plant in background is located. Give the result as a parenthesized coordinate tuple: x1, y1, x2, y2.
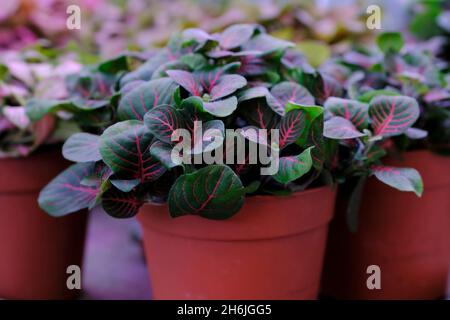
(321, 31, 450, 299)
(0, 45, 127, 299)
(39, 24, 341, 300)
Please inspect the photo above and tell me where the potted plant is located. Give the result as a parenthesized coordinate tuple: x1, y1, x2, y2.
(0, 48, 123, 299)
(39, 24, 340, 299)
(320, 32, 450, 299)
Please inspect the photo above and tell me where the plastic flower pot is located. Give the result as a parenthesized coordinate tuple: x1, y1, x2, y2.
(0, 148, 87, 299)
(138, 186, 336, 300)
(321, 150, 450, 299)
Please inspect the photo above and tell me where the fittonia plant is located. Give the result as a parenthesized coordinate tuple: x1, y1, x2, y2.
(0, 50, 82, 157)
(38, 25, 425, 222)
(38, 24, 340, 220)
(335, 31, 450, 155)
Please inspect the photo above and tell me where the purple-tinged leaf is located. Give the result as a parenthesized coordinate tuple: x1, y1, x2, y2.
(102, 186, 144, 218)
(324, 97, 369, 130)
(203, 96, 237, 117)
(110, 179, 140, 193)
(277, 109, 306, 149)
(168, 164, 244, 219)
(144, 105, 185, 144)
(210, 74, 247, 100)
(219, 24, 256, 49)
(369, 95, 420, 137)
(324, 116, 367, 139)
(62, 133, 101, 163)
(182, 28, 214, 43)
(99, 120, 166, 183)
(238, 86, 269, 103)
(405, 128, 428, 139)
(118, 78, 178, 121)
(273, 147, 314, 184)
(371, 165, 423, 196)
(166, 70, 202, 96)
(242, 33, 294, 54)
(38, 162, 100, 217)
(266, 82, 314, 116)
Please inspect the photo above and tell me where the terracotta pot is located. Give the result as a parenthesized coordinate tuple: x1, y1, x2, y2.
(322, 150, 450, 299)
(138, 186, 336, 300)
(0, 147, 87, 299)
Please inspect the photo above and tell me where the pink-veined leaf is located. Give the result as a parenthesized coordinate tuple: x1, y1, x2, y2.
(102, 186, 144, 218)
(266, 82, 314, 116)
(324, 116, 367, 139)
(144, 105, 185, 144)
(324, 97, 369, 130)
(117, 78, 178, 120)
(166, 70, 203, 96)
(209, 74, 247, 100)
(239, 99, 280, 130)
(273, 147, 314, 184)
(371, 165, 423, 196)
(38, 162, 100, 217)
(369, 95, 420, 137)
(277, 109, 306, 149)
(168, 165, 245, 219)
(99, 120, 166, 183)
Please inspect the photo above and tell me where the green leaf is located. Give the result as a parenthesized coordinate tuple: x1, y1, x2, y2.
(357, 89, 400, 103)
(371, 166, 423, 196)
(168, 165, 245, 219)
(117, 78, 178, 120)
(99, 120, 166, 182)
(296, 40, 331, 68)
(203, 96, 238, 117)
(98, 55, 129, 74)
(273, 147, 314, 184)
(285, 102, 324, 147)
(102, 186, 144, 218)
(62, 133, 101, 162)
(376, 32, 404, 54)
